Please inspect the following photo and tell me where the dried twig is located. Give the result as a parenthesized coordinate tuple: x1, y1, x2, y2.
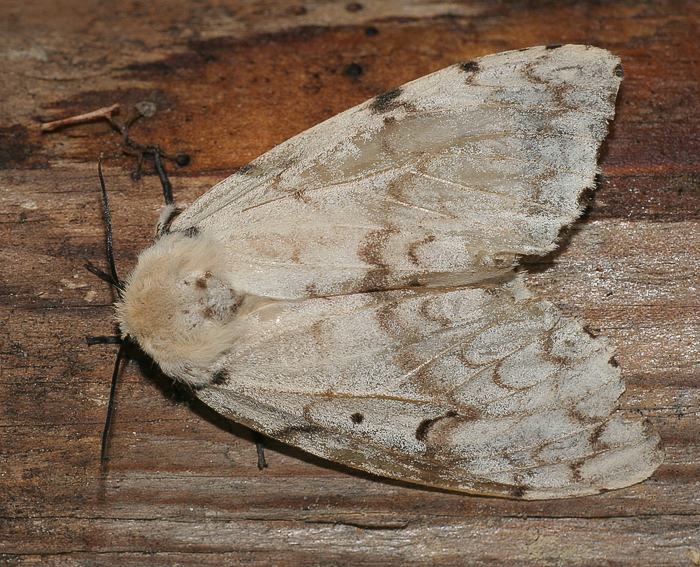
(40, 104, 121, 133)
(40, 101, 190, 178)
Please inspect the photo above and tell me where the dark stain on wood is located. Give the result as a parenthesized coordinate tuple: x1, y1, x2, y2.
(344, 62, 364, 78)
(0, 125, 42, 169)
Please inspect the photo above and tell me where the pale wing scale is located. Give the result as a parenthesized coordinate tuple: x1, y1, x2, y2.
(170, 45, 622, 300)
(197, 285, 662, 499)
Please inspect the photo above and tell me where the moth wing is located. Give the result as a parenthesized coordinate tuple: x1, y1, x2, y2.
(172, 45, 622, 299)
(198, 285, 662, 499)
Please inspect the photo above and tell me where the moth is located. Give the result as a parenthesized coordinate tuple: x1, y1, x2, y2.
(105, 45, 663, 499)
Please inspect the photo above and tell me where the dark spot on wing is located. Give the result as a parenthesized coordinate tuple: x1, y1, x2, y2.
(509, 485, 527, 498)
(276, 423, 321, 438)
(291, 188, 310, 202)
(237, 163, 255, 174)
(211, 369, 229, 385)
(609, 356, 619, 368)
(415, 410, 458, 441)
(350, 412, 364, 424)
(358, 225, 397, 267)
(589, 423, 608, 450)
(344, 62, 363, 78)
(365, 26, 379, 37)
(459, 61, 480, 73)
(545, 44, 563, 50)
(356, 224, 400, 292)
(567, 406, 599, 426)
(0, 124, 43, 169)
(583, 325, 598, 338)
(182, 226, 199, 238)
(229, 293, 245, 315)
(345, 2, 363, 11)
(305, 282, 319, 296)
(614, 63, 624, 78)
(375, 301, 400, 338)
(370, 88, 403, 113)
(358, 267, 392, 292)
(196, 276, 208, 289)
(570, 459, 585, 482)
(408, 234, 436, 267)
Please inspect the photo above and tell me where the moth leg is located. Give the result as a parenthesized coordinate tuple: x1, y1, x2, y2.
(252, 432, 268, 470)
(131, 148, 146, 181)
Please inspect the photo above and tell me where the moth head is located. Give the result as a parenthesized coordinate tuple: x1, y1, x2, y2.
(116, 230, 243, 385)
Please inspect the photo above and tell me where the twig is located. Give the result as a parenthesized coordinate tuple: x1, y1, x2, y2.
(40, 104, 121, 133)
(40, 101, 190, 178)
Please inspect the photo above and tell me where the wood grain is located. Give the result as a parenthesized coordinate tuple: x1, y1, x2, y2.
(1, 1, 698, 565)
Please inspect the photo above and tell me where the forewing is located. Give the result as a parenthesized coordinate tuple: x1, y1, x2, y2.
(172, 45, 622, 299)
(197, 285, 662, 499)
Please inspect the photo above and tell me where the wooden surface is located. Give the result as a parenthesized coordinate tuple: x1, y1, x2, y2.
(1, 1, 698, 565)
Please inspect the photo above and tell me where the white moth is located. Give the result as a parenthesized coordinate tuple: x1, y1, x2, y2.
(114, 45, 663, 499)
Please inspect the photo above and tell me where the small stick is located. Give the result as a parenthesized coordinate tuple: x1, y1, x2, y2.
(40, 104, 121, 133)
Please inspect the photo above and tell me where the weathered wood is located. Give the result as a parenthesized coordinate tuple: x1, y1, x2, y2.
(1, 1, 698, 565)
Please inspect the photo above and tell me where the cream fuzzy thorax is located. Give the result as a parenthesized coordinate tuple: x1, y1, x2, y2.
(116, 230, 248, 386)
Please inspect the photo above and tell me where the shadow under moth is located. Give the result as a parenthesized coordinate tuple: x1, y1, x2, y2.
(101, 45, 663, 499)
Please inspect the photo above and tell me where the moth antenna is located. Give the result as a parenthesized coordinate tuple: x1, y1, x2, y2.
(84, 261, 124, 292)
(101, 342, 128, 466)
(97, 158, 124, 297)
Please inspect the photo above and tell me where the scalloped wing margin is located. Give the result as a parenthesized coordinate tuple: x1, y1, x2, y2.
(172, 45, 623, 300)
(198, 284, 662, 499)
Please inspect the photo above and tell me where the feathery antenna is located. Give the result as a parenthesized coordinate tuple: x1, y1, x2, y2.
(97, 158, 124, 296)
(100, 342, 127, 465)
(43, 105, 189, 467)
(88, 158, 128, 467)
